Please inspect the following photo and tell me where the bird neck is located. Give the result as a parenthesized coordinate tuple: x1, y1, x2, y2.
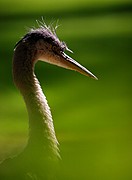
(13, 43, 59, 159)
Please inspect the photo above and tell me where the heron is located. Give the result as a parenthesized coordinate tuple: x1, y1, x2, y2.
(0, 22, 97, 179)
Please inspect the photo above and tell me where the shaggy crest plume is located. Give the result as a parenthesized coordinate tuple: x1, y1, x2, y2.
(15, 18, 73, 53)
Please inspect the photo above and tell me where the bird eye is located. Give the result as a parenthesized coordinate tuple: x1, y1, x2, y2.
(52, 46, 57, 51)
(52, 46, 60, 54)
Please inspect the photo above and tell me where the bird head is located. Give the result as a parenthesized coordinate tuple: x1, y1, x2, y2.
(15, 24, 97, 80)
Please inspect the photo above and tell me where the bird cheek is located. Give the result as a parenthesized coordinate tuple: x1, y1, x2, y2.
(37, 49, 46, 59)
(38, 49, 44, 55)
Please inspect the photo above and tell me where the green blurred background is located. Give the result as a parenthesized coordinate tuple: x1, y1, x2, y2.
(0, 0, 132, 179)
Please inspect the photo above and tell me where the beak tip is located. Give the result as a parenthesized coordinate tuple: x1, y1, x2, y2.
(92, 75, 98, 80)
(85, 69, 98, 80)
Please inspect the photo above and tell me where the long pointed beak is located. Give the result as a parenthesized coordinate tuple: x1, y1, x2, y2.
(57, 52, 98, 80)
(40, 51, 98, 80)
